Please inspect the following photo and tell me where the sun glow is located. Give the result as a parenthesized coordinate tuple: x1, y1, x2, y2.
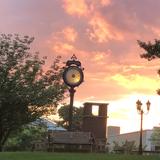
(108, 94, 160, 133)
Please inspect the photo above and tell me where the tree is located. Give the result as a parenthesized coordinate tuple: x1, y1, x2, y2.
(0, 34, 66, 151)
(4, 121, 47, 151)
(57, 105, 83, 131)
(138, 39, 160, 61)
(150, 127, 160, 151)
(138, 39, 160, 94)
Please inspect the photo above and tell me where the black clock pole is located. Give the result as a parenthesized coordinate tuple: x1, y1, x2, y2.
(68, 87, 76, 131)
(62, 54, 84, 132)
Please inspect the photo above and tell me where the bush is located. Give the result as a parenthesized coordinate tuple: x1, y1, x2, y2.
(4, 121, 47, 151)
(113, 140, 137, 154)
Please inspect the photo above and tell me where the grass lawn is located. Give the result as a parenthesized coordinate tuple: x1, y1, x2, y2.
(0, 152, 160, 160)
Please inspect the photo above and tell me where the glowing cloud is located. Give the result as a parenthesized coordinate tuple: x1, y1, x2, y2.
(52, 42, 75, 55)
(87, 14, 124, 43)
(111, 74, 160, 91)
(63, 0, 89, 17)
(90, 51, 111, 65)
(47, 26, 78, 55)
(62, 27, 78, 42)
(100, 0, 111, 6)
(92, 53, 105, 61)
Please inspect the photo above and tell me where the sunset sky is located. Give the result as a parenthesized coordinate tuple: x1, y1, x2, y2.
(1, 0, 160, 133)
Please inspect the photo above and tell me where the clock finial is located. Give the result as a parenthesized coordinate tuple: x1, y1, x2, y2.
(71, 54, 77, 61)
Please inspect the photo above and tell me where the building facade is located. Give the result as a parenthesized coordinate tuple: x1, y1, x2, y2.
(107, 126, 159, 152)
(82, 102, 108, 151)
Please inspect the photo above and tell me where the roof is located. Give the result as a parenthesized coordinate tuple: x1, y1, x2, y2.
(49, 131, 93, 145)
(34, 118, 66, 131)
(84, 102, 109, 106)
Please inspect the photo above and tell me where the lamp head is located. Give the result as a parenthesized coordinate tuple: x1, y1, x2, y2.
(136, 100, 142, 111)
(146, 100, 151, 111)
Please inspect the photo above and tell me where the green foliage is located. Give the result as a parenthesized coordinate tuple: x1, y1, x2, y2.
(151, 127, 160, 147)
(113, 140, 137, 154)
(57, 105, 83, 131)
(4, 122, 47, 151)
(0, 34, 66, 150)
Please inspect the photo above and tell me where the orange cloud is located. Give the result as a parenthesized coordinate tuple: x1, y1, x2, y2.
(92, 53, 105, 61)
(89, 0, 111, 12)
(87, 14, 124, 43)
(49, 26, 78, 42)
(90, 51, 111, 65)
(63, 0, 89, 17)
(62, 27, 78, 42)
(52, 42, 75, 55)
(47, 26, 78, 55)
(100, 0, 112, 6)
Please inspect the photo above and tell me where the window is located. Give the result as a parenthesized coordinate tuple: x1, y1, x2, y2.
(92, 105, 99, 116)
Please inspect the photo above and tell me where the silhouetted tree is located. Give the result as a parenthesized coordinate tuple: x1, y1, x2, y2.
(57, 105, 83, 131)
(138, 39, 160, 94)
(0, 34, 66, 151)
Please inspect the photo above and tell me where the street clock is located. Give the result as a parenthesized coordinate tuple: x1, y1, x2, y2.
(63, 55, 84, 88)
(63, 66, 84, 87)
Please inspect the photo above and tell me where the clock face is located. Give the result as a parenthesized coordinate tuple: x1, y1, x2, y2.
(63, 66, 84, 87)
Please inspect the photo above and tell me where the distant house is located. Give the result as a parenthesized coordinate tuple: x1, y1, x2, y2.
(107, 126, 160, 152)
(32, 118, 66, 151)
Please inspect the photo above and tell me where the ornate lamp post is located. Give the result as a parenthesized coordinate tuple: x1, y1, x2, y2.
(136, 100, 151, 155)
(63, 55, 84, 131)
